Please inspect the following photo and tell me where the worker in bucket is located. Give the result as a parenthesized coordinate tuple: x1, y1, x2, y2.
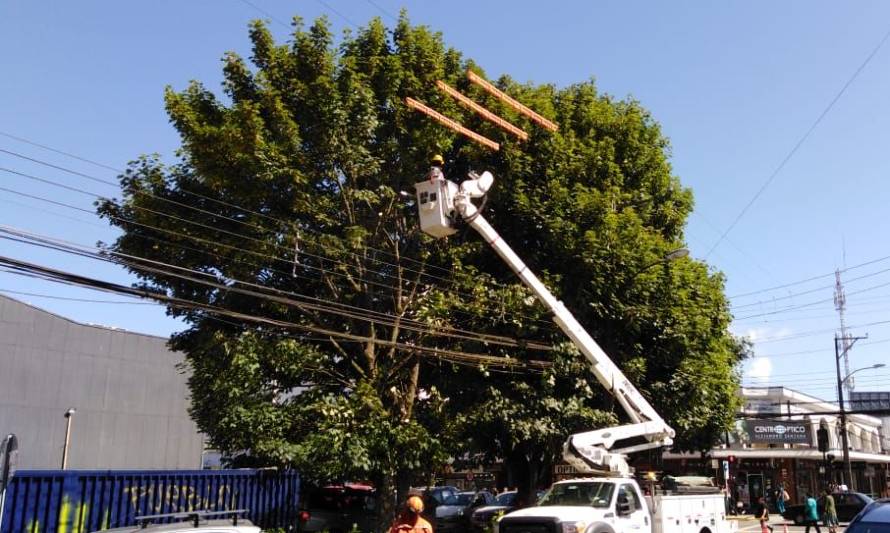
(427, 154, 445, 181)
(389, 495, 433, 533)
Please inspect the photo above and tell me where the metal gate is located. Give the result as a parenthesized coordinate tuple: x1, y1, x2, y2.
(0, 469, 299, 533)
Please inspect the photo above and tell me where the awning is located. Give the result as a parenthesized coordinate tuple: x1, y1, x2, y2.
(664, 448, 890, 464)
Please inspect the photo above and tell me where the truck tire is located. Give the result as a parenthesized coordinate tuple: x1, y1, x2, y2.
(699, 528, 712, 533)
(588, 522, 615, 533)
(794, 514, 804, 526)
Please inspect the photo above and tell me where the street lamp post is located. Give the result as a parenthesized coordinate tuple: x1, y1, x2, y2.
(633, 248, 689, 277)
(61, 408, 76, 470)
(832, 337, 883, 491)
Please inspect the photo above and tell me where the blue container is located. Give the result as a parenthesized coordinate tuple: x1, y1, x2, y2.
(0, 469, 299, 533)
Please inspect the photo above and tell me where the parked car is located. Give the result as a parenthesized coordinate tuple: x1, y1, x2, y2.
(783, 492, 874, 525)
(299, 483, 376, 533)
(845, 498, 890, 533)
(433, 490, 495, 531)
(419, 486, 473, 533)
(470, 491, 518, 531)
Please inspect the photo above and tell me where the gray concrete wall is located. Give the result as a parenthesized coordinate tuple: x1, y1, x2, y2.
(0, 295, 204, 469)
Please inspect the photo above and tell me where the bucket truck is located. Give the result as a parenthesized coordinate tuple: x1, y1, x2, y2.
(414, 169, 735, 533)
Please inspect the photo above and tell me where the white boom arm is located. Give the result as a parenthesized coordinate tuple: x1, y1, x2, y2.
(415, 170, 675, 477)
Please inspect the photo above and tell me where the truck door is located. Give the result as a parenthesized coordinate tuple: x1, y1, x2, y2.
(616, 484, 649, 532)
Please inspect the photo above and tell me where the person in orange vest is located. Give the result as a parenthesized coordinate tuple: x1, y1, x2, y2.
(390, 495, 433, 533)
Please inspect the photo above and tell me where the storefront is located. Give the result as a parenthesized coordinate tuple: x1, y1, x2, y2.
(661, 387, 890, 508)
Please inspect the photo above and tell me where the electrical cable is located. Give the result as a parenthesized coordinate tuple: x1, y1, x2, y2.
(234, 0, 291, 28)
(0, 181, 557, 329)
(0, 153, 473, 290)
(0, 288, 157, 305)
(1, 146, 544, 312)
(748, 318, 890, 344)
(705, 25, 890, 257)
(0, 225, 555, 351)
(0, 145, 460, 279)
(734, 278, 890, 320)
(363, 0, 398, 22)
(0, 253, 551, 371)
(744, 373, 890, 385)
(731, 265, 890, 310)
(0, 189, 554, 333)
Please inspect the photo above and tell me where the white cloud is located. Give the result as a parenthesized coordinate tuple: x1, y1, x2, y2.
(733, 326, 793, 343)
(746, 356, 773, 380)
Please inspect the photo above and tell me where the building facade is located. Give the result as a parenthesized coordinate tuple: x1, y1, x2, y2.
(850, 390, 890, 454)
(0, 294, 204, 469)
(661, 386, 890, 505)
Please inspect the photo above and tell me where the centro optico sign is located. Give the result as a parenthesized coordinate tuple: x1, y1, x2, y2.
(745, 420, 811, 444)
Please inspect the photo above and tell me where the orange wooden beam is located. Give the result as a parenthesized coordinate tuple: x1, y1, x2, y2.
(405, 97, 500, 151)
(467, 70, 558, 132)
(435, 80, 528, 141)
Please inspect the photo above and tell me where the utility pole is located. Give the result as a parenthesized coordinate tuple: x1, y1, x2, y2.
(834, 270, 855, 396)
(834, 335, 866, 490)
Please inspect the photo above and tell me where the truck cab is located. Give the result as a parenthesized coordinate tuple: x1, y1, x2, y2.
(496, 478, 649, 533)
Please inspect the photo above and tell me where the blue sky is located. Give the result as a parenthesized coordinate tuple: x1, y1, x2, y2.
(1, 0, 889, 401)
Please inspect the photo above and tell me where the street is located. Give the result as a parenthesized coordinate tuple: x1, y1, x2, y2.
(735, 520, 846, 533)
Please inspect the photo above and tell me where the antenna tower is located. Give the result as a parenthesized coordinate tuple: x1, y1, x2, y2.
(834, 269, 854, 396)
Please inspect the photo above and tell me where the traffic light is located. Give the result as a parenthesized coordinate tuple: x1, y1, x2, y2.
(817, 427, 829, 452)
(727, 455, 736, 464)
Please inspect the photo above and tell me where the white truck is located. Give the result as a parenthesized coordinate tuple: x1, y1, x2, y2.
(414, 168, 735, 533)
(497, 477, 732, 533)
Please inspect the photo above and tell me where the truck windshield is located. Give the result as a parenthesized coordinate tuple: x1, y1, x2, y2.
(538, 482, 614, 508)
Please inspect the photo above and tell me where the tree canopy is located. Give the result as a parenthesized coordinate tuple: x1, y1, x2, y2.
(98, 11, 745, 525)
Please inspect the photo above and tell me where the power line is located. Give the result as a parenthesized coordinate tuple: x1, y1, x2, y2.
(705, 25, 890, 257)
(730, 263, 890, 309)
(312, 0, 359, 28)
(734, 278, 890, 320)
(744, 373, 890, 385)
(233, 0, 291, 28)
(0, 157, 560, 328)
(743, 336, 890, 359)
(363, 0, 398, 22)
(0, 150, 469, 289)
(0, 165, 534, 321)
(748, 318, 890, 344)
(0, 288, 157, 305)
(0, 186, 557, 332)
(0, 253, 551, 371)
(0, 143, 477, 284)
(2, 140, 464, 278)
(0, 182, 558, 331)
(0, 225, 555, 351)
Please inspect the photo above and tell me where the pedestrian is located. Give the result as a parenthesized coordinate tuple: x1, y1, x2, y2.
(822, 489, 838, 533)
(804, 492, 821, 533)
(389, 496, 433, 533)
(757, 496, 774, 533)
(776, 485, 788, 514)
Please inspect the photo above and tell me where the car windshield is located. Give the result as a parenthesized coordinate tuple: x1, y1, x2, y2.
(456, 493, 475, 505)
(433, 489, 460, 505)
(496, 492, 517, 506)
(538, 482, 615, 508)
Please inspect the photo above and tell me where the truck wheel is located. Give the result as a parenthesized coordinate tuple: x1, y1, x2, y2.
(794, 515, 804, 526)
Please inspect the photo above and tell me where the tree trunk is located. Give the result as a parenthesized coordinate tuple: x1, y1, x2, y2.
(376, 471, 396, 533)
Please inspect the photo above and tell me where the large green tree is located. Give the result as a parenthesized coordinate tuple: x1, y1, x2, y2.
(99, 12, 744, 528)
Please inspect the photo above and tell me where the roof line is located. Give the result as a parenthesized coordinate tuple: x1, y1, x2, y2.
(0, 293, 170, 340)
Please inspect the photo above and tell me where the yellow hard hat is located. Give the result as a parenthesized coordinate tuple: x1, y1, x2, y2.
(430, 154, 444, 165)
(407, 495, 424, 513)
